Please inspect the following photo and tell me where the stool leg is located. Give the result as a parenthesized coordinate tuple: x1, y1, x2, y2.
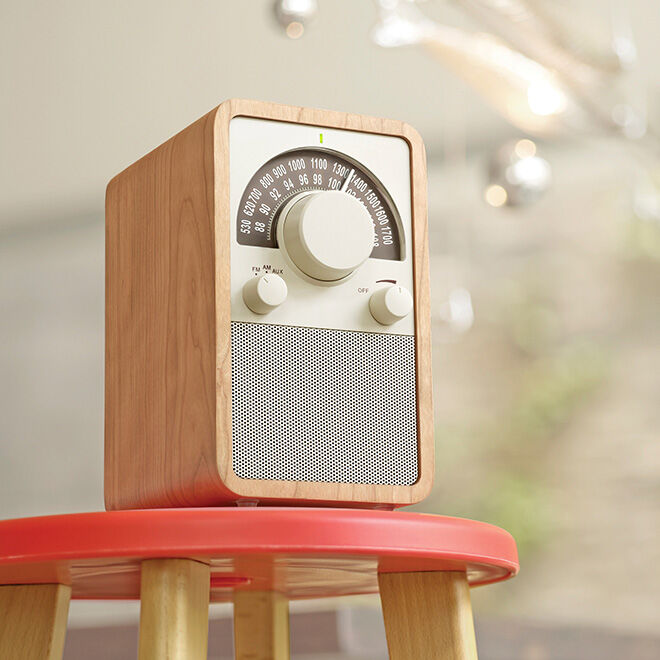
(138, 558, 210, 660)
(0, 584, 71, 660)
(233, 591, 290, 660)
(378, 571, 478, 660)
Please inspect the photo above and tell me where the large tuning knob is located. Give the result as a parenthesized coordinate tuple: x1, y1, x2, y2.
(279, 190, 374, 282)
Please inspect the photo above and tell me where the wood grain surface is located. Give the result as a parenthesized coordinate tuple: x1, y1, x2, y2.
(234, 590, 290, 660)
(138, 559, 210, 660)
(105, 108, 233, 509)
(379, 571, 478, 660)
(0, 583, 71, 660)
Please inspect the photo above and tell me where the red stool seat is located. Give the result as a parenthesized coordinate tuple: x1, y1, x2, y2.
(0, 508, 518, 601)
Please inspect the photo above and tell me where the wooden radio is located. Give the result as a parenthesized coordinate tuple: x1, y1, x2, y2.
(105, 99, 433, 509)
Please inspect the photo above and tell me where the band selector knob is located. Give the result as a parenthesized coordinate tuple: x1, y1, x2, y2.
(243, 274, 288, 314)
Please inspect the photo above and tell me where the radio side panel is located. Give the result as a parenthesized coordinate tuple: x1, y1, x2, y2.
(104, 109, 233, 510)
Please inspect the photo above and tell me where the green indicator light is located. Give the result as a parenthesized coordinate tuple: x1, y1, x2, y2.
(319, 133, 323, 144)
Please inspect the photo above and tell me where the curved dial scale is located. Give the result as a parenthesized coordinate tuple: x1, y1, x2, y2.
(236, 148, 402, 261)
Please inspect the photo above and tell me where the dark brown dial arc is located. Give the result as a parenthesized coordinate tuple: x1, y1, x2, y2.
(236, 148, 402, 261)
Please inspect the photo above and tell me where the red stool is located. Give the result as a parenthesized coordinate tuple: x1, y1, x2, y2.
(0, 508, 518, 659)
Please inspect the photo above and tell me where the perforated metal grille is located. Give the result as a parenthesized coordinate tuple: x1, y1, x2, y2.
(230, 322, 418, 485)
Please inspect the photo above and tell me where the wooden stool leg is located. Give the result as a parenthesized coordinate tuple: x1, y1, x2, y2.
(138, 558, 210, 660)
(379, 571, 478, 660)
(233, 591, 290, 660)
(0, 584, 71, 660)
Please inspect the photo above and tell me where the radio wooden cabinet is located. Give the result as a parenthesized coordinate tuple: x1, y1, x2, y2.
(105, 99, 433, 510)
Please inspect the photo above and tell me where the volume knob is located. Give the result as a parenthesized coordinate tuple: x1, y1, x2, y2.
(280, 190, 374, 282)
(369, 285, 413, 325)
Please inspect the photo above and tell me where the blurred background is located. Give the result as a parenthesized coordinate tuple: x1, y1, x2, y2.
(1, 0, 659, 658)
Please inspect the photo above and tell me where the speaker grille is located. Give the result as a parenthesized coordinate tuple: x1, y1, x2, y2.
(230, 322, 418, 486)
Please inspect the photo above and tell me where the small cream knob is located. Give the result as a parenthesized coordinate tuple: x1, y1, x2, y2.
(280, 190, 374, 281)
(242, 274, 288, 314)
(369, 285, 413, 325)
